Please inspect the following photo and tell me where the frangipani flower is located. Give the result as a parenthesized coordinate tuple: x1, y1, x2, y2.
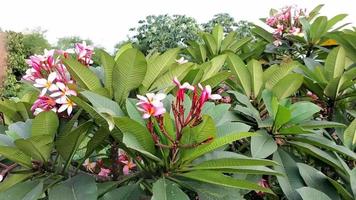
(83, 159, 96, 173)
(173, 77, 194, 101)
(136, 93, 166, 119)
(175, 57, 188, 64)
(56, 97, 76, 116)
(31, 96, 57, 115)
(34, 72, 59, 96)
(122, 160, 136, 175)
(75, 41, 94, 65)
(198, 84, 222, 101)
(98, 168, 111, 177)
(50, 82, 77, 102)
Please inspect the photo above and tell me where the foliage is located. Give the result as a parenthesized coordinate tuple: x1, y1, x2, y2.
(23, 28, 51, 57)
(0, 4, 355, 200)
(202, 13, 239, 33)
(1, 31, 27, 98)
(56, 36, 93, 50)
(130, 14, 201, 54)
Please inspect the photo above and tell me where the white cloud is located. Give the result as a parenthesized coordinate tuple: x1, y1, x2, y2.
(0, 0, 355, 52)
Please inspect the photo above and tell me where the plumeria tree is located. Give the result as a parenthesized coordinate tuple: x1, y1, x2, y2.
(0, 4, 355, 200)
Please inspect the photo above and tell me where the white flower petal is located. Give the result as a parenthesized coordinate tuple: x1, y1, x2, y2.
(48, 72, 57, 82)
(56, 82, 66, 91)
(155, 93, 166, 101)
(35, 78, 47, 85)
(40, 88, 48, 96)
(210, 94, 222, 100)
(58, 104, 69, 113)
(48, 84, 59, 91)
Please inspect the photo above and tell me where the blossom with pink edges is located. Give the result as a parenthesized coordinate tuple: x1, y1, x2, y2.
(136, 93, 166, 119)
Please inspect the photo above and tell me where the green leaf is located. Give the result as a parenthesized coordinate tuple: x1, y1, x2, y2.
(273, 149, 304, 200)
(81, 91, 124, 117)
(228, 37, 252, 52)
(292, 134, 356, 160)
(56, 121, 93, 166)
(252, 25, 274, 42)
(0, 180, 43, 200)
(0, 173, 34, 192)
(149, 63, 193, 91)
(300, 121, 346, 129)
(288, 141, 346, 173)
(15, 135, 53, 162)
(265, 62, 296, 90)
(182, 132, 258, 163)
(308, 4, 324, 21)
(113, 117, 157, 159)
(297, 163, 342, 200)
(96, 49, 115, 97)
(203, 33, 218, 55)
(272, 73, 303, 99)
(7, 120, 32, 140)
(247, 59, 263, 97)
(125, 98, 145, 126)
(152, 179, 189, 200)
(327, 177, 354, 200)
(100, 184, 144, 200)
(70, 96, 107, 127)
(310, 16, 328, 43)
(114, 43, 133, 61)
(190, 157, 278, 171)
(288, 102, 321, 124)
(226, 52, 251, 96)
(274, 105, 291, 130)
(221, 31, 237, 51)
(0, 99, 22, 123)
(62, 57, 102, 91)
(326, 14, 347, 31)
(201, 54, 227, 81)
(183, 180, 244, 200)
(325, 47, 346, 80)
(297, 187, 332, 200)
(0, 146, 32, 168)
(85, 126, 111, 158)
(113, 48, 147, 104)
(49, 174, 97, 200)
(212, 25, 224, 51)
(31, 111, 59, 138)
(200, 71, 231, 91)
(179, 170, 273, 194)
(344, 119, 356, 150)
(351, 168, 356, 199)
(142, 48, 179, 90)
(251, 131, 277, 158)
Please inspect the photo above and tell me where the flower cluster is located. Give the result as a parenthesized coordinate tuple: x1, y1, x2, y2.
(83, 150, 137, 179)
(265, 6, 307, 46)
(23, 42, 94, 116)
(136, 77, 221, 162)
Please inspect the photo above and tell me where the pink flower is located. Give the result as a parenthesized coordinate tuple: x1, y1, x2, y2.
(198, 84, 222, 103)
(98, 167, 111, 177)
(289, 27, 301, 35)
(33, 72, 59, 96)
(31, 96, 57, 115)
(56, 97, 76, 116)
(75, 41, 94, 66)
(50, 82, 77, 102)
(273, 24, 284, 36)
(266, 16, 277, 26)
(136, 93, 166, 119)
(173, 77, 194, 101)
(121, 160, 136, 175)
(257, 179, 270, 196)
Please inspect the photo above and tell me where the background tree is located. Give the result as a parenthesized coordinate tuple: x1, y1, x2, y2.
(56, 36, 93, 49)
(202, 13, 238, 33)
(22, 27, 51, 57)
(129, 14, 201, 54)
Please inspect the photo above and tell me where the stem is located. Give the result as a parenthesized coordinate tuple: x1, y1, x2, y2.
(0, 164, 18, 181)
(110, 138, 120, 180)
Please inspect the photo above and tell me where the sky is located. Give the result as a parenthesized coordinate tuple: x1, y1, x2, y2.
(0, 0, 355, 52)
